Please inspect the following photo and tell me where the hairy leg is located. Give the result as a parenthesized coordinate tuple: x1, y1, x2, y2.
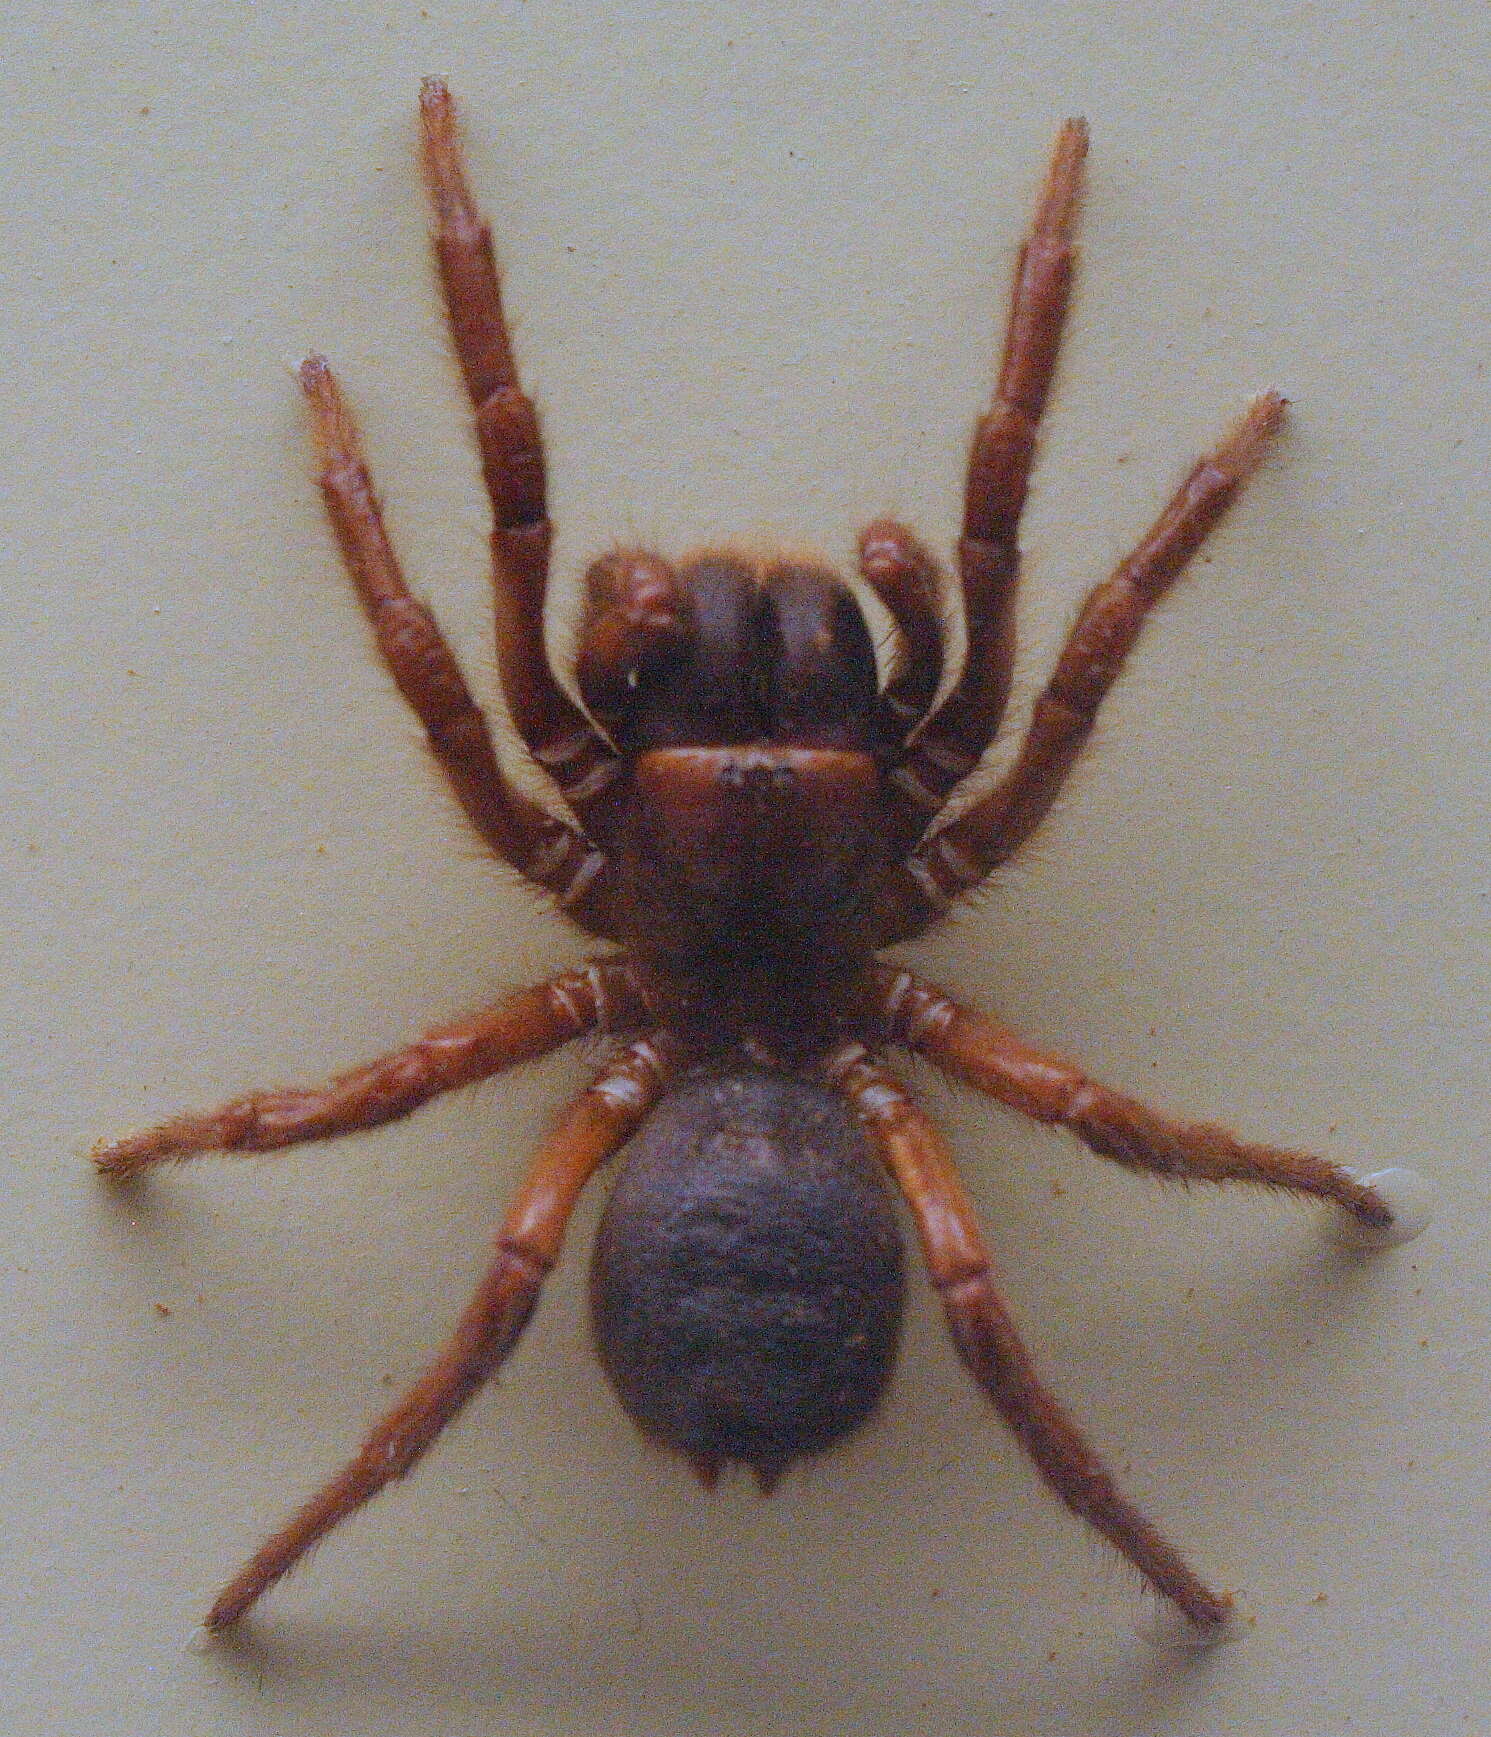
(823, 1039, 1232, 1632)
(298, 356, 614, 930)
(878, 393, 1285, 940)
(203, 1033, 680, 1631)
(867, 964, 1404, 1232)
(880, 120, 1088, 845)
(94, 960, 648, 1179)
(418, 78, 619, 829)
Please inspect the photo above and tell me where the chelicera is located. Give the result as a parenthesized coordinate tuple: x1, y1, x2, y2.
(98, 81, 1429, 1641)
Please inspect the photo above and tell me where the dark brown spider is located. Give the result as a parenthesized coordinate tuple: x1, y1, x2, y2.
(97, 81, 1429, 1642)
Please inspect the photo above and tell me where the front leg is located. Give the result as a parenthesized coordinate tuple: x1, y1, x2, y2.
(94, 961, 648, 1178)
(418, 79, 621, 832)
(297, 356, 615, 931)
(877, 393, 1286, 941)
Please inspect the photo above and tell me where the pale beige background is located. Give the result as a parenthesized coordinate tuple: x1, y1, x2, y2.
(3, 3, 1487, 1734)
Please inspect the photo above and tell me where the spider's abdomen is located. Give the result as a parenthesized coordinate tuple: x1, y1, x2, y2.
(589, 1068, 905, 1490)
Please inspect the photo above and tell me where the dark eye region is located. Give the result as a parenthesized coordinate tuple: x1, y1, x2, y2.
(622, 554, 880, 751)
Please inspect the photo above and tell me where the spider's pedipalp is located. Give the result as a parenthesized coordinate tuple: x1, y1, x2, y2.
(858, 519, 946, 756)
(574, 550, 696, 750)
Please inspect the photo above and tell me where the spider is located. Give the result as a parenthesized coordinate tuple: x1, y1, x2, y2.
(98, 80, 1429, 1642)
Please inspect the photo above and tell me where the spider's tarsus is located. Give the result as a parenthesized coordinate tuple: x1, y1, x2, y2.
(1033, 117, 1089, 237)
(1138, 1591, 1249, 1652)
(419, 72, 452, 109)
(417, 75, 475, 230)
(184, 1623, 220, 1656)
(91, 1135, 147, 1182)
(1336, 1167, 1435, 1250)
(1225, 390, 1289, 475)
(297, 355, 363, 468)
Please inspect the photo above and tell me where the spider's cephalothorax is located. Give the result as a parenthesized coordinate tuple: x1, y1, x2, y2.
(98, 81, 1426, 1642)
(585, 550, 890, 994)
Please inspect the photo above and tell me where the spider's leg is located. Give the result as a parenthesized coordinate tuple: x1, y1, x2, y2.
(878, 393, 1285, 941)
(297, 357, 614, 933)
(879, 119, 1087, 847)
(823, 1040, 1232, 1635)
(94, 960, 647, 1180)
(418, 79, 620, 833)
(868, 964, 1409, 1234)
(202, 1033, 680, 1632)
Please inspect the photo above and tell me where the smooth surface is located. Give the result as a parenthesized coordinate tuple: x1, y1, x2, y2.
(3, 4, 1487, 1734)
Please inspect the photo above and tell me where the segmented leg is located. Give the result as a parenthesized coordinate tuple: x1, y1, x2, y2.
(298, 357, 614, 930)
(204, 1033, 681, 1632)
(881, 119, 1087, 844)
(93, 960, 648, 1179)
(823, 1041, 1231, 1632)
(868, 964, 1397, 1230)
(418, 78, 620, 829)
(878, 392, 1287, 941)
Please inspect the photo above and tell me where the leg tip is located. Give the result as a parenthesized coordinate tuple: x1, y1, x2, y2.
(419, 74, 453, 114)
(1138, 1591, 1249, 1651)
(1336, 1167, 1435, 1250)
(297, 354, 337, 406)
(1229, 391, 1289, 467)
(1059, 115, 1090, 157)
(1037, 119, 1089, 232)
(296, 356, 363, 464)
(91, 1138, 142, 1182)
(418, 77, 469, 218)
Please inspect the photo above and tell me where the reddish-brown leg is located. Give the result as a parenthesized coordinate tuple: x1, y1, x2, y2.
(418, 78, 620, 830)
(879, 392, 1286, 940)
(93, 960, 648, 1179)
(298, 356, 614, 932)
(204, 1033, 680, 1632)
(858, 519, 946, 750)
(823, 1040, 1231, 1631)
(880, 120, 1088, 844)
(868, 964, 1397, 1230)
